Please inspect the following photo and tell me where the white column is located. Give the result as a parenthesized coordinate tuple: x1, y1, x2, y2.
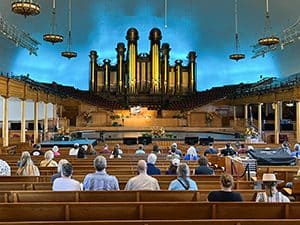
(44, 103, 48, 137)
(296, 101, 300, 143)
(20, 99, 26, 143)
(244, 104, 248, 126)
(274, 102, 280, 144)
(2, 97, 9, 147)
(33, 101, 39, 144)
(258, 103, 263, 135)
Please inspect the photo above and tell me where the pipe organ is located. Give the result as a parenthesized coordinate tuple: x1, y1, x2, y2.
(89, 28, 196, 95)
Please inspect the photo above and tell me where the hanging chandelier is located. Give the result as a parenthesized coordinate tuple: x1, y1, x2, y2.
(11, 0, 40, 17)
(229, 0, 245, 61)
(258, 0, 280, 46)
(43, 0, 63, 44)
(61, 0, 77, 59)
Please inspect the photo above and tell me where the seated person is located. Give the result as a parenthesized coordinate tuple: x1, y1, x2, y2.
(204, 143, 217, 156)
(237, 143, 247, 154)
(110, 144, 122, 159)
(31, 144, 44, 156)
(280, 141, 291, 155)
(135, 144, 146, 155)
(256, 173, 290, 202)
(52, 163, 81, 191)
(40, 150, 58, 167)
(290, 143, 300, 157)
(77, 145, 87, 158)
(208, 173, 243, 201)
(52, 146, 60, 157)
(0, 159, 11, 176)
(99, 144, 111, 154)
(16, 151, 40, 176)
(221, 143, 236, 156)
(147, 153, 161, 175)
(194, 155, 214, 175)
(51, 159, 69, 183)
(168, 163, 198, 190)
(169, 143, 182, 157)
(86, 144, 97, 155)
(69, 143, 80, 156)
(83, 156, 119, 190)
(152, 144, 161, 154)
(183, 144, 198, 160)
(125, 160, 160, 190)
(166, 158, 180, 175)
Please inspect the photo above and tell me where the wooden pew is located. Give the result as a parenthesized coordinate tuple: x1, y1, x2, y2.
(0, 220, 300, 225)
(1, 190, 261, 203)
(0, 202, 300, 221)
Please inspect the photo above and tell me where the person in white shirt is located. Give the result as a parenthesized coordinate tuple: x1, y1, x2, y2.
(0, 159, 11, 176)
(69, 143, 80, 156)
(125, 160, 160, 190)
(52, 162, 81, 191)
(256, 173, 290, 202)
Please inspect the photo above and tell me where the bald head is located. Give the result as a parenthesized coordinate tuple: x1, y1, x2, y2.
(137, 160, 147, 173)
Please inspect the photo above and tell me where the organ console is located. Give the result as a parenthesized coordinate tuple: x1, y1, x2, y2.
(89, 27, 196, 96)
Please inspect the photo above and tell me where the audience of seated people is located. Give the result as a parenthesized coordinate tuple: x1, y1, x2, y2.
(208, 173, 243, 202)
(183, 144, 198, 160)
(31, 144, 44, 156)
(135, 144, 146, 155)
(147, 153, 161, 175)
(52, 162, 81, 191)
(0, 159, 11, 176)
(256, 173, 290, 202)
(168, 163, 198, 190)
(204, 143, 218, 156)
(125, 160, 160, 190)
(221, 143, 236, 156)
(194, 155, 215, 175)
(83, 155, 119, 190)
(51, 159, 69, 183)
(40, 150, 58, 167)
(166, 158, 180, 175)
(69, 143, 80, 156)
(16, 151, 40, 176)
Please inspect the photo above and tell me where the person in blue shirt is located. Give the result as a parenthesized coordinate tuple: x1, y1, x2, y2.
(204, 143, 218, 156)
(194, 155, 215, 175)
(147, 153, 161, 175)
(168, 163, 198, 190)
(183, 144, 198, 160)
(291, 143, 300, 157)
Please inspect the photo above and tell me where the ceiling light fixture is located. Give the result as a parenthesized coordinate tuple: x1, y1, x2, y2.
(229, 0, 245, 61)
(61, 0, 77, 59)
(11, 0, 40, 17)
(258, 0, 279, 46)
(43, 0, 63, 44)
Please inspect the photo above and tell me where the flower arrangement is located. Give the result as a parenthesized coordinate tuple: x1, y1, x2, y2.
(151, 126, 166, 138)
(82, 111, 92, 125)
(245, 126, 259, 138)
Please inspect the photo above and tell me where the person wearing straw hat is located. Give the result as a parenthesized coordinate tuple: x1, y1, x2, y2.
(256, 173, 290, 202)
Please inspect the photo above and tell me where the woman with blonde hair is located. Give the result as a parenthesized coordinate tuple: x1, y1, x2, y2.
(16, 151, 40, 176)
(207, 173, 243, 201)
(40, 150, 58, 167)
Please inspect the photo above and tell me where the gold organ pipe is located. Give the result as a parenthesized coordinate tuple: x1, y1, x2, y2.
(116, 42, 126, 93)
(188, 51, 197, 92)
(89, 51, 98, 92)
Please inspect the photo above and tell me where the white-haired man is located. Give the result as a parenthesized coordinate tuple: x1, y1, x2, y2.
(125, 160, 160, 190)
(83, 155, 119, 190)
(147, 153, 161, 175)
